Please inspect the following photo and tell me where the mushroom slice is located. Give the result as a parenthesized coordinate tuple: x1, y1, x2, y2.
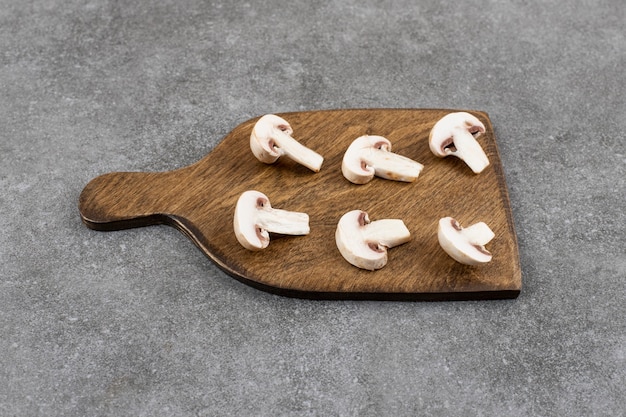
(336, 210, 411, 270)
(234, 190, 310, 251)
(437, 217, 495, 265)
(429, 112, 490, 174)
(341, 135, 424, 184)
(250, 114, 324, 172)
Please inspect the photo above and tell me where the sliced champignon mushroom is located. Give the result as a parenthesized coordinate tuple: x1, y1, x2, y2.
(234, 190, 310, 250)
(250, 114, 324, 172)
(429, 112, 490, 174)
(341, 135, 424, 184)
(437, 217, 495, 265)
(336, 210, 411, 270)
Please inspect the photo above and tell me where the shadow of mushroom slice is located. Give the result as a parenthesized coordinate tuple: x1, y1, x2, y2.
(429, 112, 490, 174)
(234, 190, 310, 251)
(437, 217, 494, 265)
(250, 114, 324, 172)
(336, 209, 411, 270)
(341, 135, 424, 184)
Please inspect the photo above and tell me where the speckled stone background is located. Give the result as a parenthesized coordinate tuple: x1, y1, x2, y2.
(1, 0, 624, 416)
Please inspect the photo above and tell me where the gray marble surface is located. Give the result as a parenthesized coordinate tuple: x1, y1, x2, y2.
(1, 0, 624, 415)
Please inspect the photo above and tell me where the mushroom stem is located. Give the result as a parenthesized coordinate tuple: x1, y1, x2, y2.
(460, 222, 495, 246)
(447, 129, 490, 174)
(361, 148, 424, 182)
(362, 219, 412, 249)
(272, 129, 324, 172)
(256, 207, 310, 236)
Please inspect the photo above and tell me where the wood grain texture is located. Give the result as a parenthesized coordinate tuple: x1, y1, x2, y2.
(79, 109, 522, 300)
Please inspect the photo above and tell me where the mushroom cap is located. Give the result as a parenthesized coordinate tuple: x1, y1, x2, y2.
(437, 217, 493, 265)
(336, 210, 388, 270)
(429, 112, 486, 157)
(233, 190, 272, 250)
(250, 114, 294, 164)
(341, 135, 392, 184)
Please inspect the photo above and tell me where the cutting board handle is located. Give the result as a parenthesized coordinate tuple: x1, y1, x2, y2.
(79, 171, 181, 231)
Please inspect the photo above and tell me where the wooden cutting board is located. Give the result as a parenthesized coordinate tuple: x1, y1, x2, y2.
(79, 109, 521, 300)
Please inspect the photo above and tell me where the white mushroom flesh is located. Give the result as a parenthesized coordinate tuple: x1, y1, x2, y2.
(234, 190, 310, 251)
(429, 112, 490, 174)
(437, 217, 494, 265)
(336, 210, 411, 270)
(342, 135, 423, 184)
(250, 114, 324, 172)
